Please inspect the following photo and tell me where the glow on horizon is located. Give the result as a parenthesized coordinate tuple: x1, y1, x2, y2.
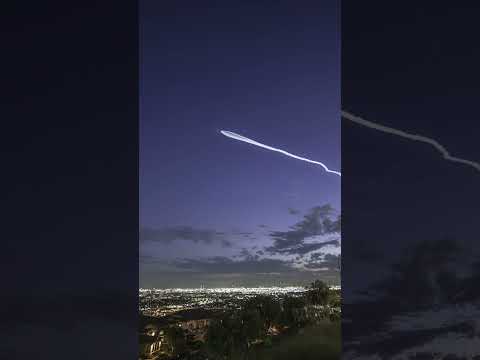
(220, 130, 341, 177)
(139, 285, 341, 292)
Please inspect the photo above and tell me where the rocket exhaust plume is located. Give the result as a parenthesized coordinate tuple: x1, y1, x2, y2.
(220, 111, 479, 178)
(220, 130, 341, 176)
(342, 110, 480, 173)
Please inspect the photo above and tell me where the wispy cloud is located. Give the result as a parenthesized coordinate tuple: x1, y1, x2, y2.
(288, 207, 300, 215)
(140, 226, 225, 244)
(304, 253, 340, 270)
(173, 256, 295, 274)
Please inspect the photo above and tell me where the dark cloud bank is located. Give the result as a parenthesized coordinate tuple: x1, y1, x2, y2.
(140, 204, 341, 286)
(266, 204, 340, 256)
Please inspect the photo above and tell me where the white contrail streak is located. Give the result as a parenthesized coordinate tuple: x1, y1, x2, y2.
(220, 130, 341, 176)
(342, 110, 480, 173)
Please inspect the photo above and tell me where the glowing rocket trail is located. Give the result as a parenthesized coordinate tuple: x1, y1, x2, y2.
(220, 130, 341, 176)
(342, 110, 480, 173)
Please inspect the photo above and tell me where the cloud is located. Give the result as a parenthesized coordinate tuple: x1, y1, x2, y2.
(173, 256, 295, 274)
(220, 239, 233, 248)
(239, 248, 258, 260)
(140, 205, 341, 283)
(288, 207, 300, 215)
(267, 240, 339, 256)
(233, 248, 274, 263)
(304, 253, 340, 270)
(139, 255, 161, 264)
(237, 232, 253, 237)
(265, 204, 341, 256)
(139, 226, 225, 244)
(140, 226, 259, 247)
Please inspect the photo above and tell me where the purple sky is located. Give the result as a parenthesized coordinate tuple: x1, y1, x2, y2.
(140, 0, 340, 287)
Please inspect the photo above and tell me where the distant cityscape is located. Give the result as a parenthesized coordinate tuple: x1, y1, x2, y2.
(140, 286, 340, 317)
(139, 283, 341, 359)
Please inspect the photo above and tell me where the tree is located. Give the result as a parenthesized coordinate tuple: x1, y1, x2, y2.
(260, 296, 282, 329)
(329, 291, 341, 308)
(206, 314, 250, 360)
(306, 280, 332, 305)
(206, 319, 229, 359)
(279, 295, 308, 329)
(240, 308, 265, 344)
(243, 295, 282, 330)
(164, 326, 187, 355)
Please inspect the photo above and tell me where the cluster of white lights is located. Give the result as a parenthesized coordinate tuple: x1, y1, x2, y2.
(140, 285, 340, 293)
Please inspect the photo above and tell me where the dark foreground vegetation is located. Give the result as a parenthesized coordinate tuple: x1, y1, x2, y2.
(250, 321, 341, 360)
(140, 280, 341, 360)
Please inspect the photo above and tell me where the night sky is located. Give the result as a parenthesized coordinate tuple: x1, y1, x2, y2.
(342, 3, 480, 301)
(140, 0, 340, 288)
(341, 3, 480, 356)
